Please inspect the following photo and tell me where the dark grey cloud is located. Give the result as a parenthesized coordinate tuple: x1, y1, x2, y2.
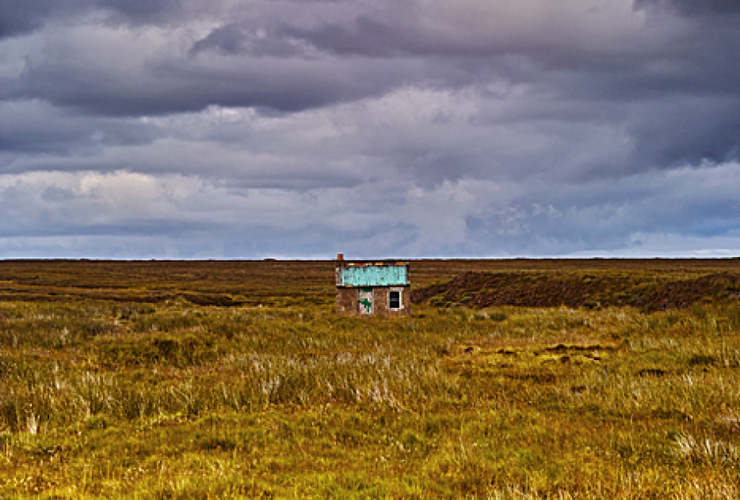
(628, 97, 740, 170)
(3, 52, 421, 116)
(0, 0, 60, 38)
(0, 101, 160, 155)
(0, 0, 184, 38)
(190, 23, 303, 58)
(8, 0, 736, 121)
(277, 16, 423, 58)
(96, 0, 183, 25)
(635, 0, 740, 16)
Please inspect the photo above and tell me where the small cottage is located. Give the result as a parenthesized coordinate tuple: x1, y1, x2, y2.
(335, 256, 411, 317)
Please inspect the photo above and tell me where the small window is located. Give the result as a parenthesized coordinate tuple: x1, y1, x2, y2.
(388, 290, 401, 309)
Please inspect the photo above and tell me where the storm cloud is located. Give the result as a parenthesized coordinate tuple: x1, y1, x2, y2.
(0, 0, 739, 258)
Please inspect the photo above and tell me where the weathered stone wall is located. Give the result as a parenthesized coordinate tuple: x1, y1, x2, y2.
(336, 286, 411, 317)
(373, 286, 411, 317)
(336, 287, 358, 314)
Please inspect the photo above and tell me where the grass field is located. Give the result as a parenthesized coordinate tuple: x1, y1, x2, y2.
(2, 259, 740, 499)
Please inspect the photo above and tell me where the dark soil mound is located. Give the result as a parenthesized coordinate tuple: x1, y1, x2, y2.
(411, 271, 740, 312)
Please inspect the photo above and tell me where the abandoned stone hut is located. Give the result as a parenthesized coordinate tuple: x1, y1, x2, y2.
(335, 256, 411, 317)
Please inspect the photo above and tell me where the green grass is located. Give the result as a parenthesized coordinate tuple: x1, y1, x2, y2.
(2, 260, 740, 498)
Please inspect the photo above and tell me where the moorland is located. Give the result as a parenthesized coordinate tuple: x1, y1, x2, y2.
(2, 258, 740, 498)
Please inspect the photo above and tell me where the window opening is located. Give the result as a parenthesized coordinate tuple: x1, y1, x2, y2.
(388, 290, 401, 309)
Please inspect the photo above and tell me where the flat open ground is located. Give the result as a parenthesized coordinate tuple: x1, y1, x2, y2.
(2, 259, 740, 498)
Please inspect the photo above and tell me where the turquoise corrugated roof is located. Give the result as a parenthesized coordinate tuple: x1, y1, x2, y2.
(340, 265, 407, 287)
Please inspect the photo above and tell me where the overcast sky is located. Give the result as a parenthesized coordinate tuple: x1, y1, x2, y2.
(1, 0, 739, 259)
